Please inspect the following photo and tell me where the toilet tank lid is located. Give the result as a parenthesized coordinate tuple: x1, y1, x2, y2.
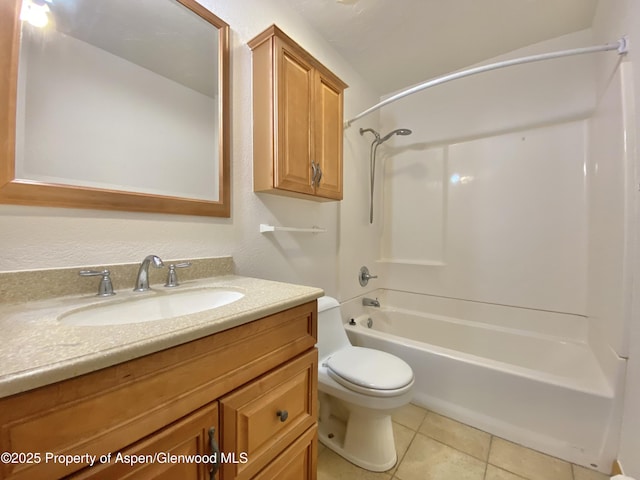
(318, 296, 340, 312)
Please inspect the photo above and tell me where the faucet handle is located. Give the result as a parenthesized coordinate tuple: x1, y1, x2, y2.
(164, 262, 192, 287)
(79, 269, 116, 297)
(359, 266, 378, 287)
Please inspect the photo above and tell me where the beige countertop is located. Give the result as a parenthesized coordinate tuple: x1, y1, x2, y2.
(0, 275, 323, 399)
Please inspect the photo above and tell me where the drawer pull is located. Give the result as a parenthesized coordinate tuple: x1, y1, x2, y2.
(208, 427, 220, 478)
(276, 410, 289, 422)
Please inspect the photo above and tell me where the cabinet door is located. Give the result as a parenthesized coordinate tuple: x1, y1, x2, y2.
(70, 403, 219, 480)
(274, 38, 315, 196)
(252, 426, 317, 480)
(313, 71, 343, 200)
(220, 350, 317, 480)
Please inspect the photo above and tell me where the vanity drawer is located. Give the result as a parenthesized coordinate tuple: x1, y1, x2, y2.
(0, 301, 317, 480)
(219, 350, 318, 480)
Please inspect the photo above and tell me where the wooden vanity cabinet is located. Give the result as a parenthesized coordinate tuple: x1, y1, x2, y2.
(220, 351, 317, 479)
(249, 25, 347, 201)
(0, 301, 318, 480)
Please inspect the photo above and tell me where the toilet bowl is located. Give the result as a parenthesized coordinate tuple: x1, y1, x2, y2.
(316, 296, 414, 472)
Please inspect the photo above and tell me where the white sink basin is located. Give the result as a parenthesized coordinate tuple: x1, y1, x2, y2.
(59, 288, 244, 326)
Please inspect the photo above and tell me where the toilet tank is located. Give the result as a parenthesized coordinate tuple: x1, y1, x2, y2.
(317, 296, 352, 361)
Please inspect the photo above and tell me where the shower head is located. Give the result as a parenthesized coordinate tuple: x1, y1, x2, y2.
(378, 128, 412, 144)
(360, 127, 412, 145)
(359, 127, 380, 142)
(360, 126, 412, 224)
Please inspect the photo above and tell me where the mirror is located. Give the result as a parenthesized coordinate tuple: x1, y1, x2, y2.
(0, 0, 230, 217)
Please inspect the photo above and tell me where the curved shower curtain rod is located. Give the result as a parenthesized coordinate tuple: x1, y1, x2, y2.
(344, 37, 628, 128)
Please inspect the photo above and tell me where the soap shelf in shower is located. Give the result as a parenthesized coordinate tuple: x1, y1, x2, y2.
(259, 224, 327, 234)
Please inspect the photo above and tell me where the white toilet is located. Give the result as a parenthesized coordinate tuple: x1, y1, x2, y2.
(316, 296, 414, 472)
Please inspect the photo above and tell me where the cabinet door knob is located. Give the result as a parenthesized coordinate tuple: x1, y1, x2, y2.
(276, 410, 289, 422)
(208, 427, 220, 478)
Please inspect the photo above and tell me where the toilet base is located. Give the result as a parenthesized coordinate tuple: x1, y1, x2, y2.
(318, 407, 397, 472)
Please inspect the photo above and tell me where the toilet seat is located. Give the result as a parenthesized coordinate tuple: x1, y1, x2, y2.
(324, 346, 414, 397)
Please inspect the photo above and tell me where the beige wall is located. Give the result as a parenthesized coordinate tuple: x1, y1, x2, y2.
(0, 0, 379, 300)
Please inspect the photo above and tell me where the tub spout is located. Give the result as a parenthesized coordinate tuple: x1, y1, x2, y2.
(362, 297, 380, 307)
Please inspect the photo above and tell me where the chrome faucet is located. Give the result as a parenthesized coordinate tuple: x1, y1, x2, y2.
(362, 297, 380, 307)
(79, 269, 116, 297)
(134, 255, 164, 292)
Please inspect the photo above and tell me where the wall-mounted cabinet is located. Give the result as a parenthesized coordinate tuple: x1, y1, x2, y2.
(249, 25, 348, 201)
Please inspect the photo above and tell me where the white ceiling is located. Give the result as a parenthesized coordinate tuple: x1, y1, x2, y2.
(277, 0, 599, 95)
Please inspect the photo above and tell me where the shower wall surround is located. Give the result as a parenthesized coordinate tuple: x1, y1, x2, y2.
(375, 10, 640, 478)
(590, 0, 640, 475)
(587, 62, 635, 359)
(380, 120, 587, 314)
(378, 30, 594, 315)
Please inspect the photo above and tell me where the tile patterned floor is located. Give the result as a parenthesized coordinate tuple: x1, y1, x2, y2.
(317, 404, 611, 480)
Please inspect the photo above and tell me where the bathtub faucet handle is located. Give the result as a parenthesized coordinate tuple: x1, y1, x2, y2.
(359, 266, 378, 287)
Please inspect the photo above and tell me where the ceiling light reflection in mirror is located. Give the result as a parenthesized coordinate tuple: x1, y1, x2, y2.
(20, 0, 51, 28)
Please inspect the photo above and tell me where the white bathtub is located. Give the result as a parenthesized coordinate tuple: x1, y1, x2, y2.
(341, 292, 625, 472)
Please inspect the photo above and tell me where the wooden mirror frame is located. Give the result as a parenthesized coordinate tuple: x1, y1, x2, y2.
(0, 0, 230, 217)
